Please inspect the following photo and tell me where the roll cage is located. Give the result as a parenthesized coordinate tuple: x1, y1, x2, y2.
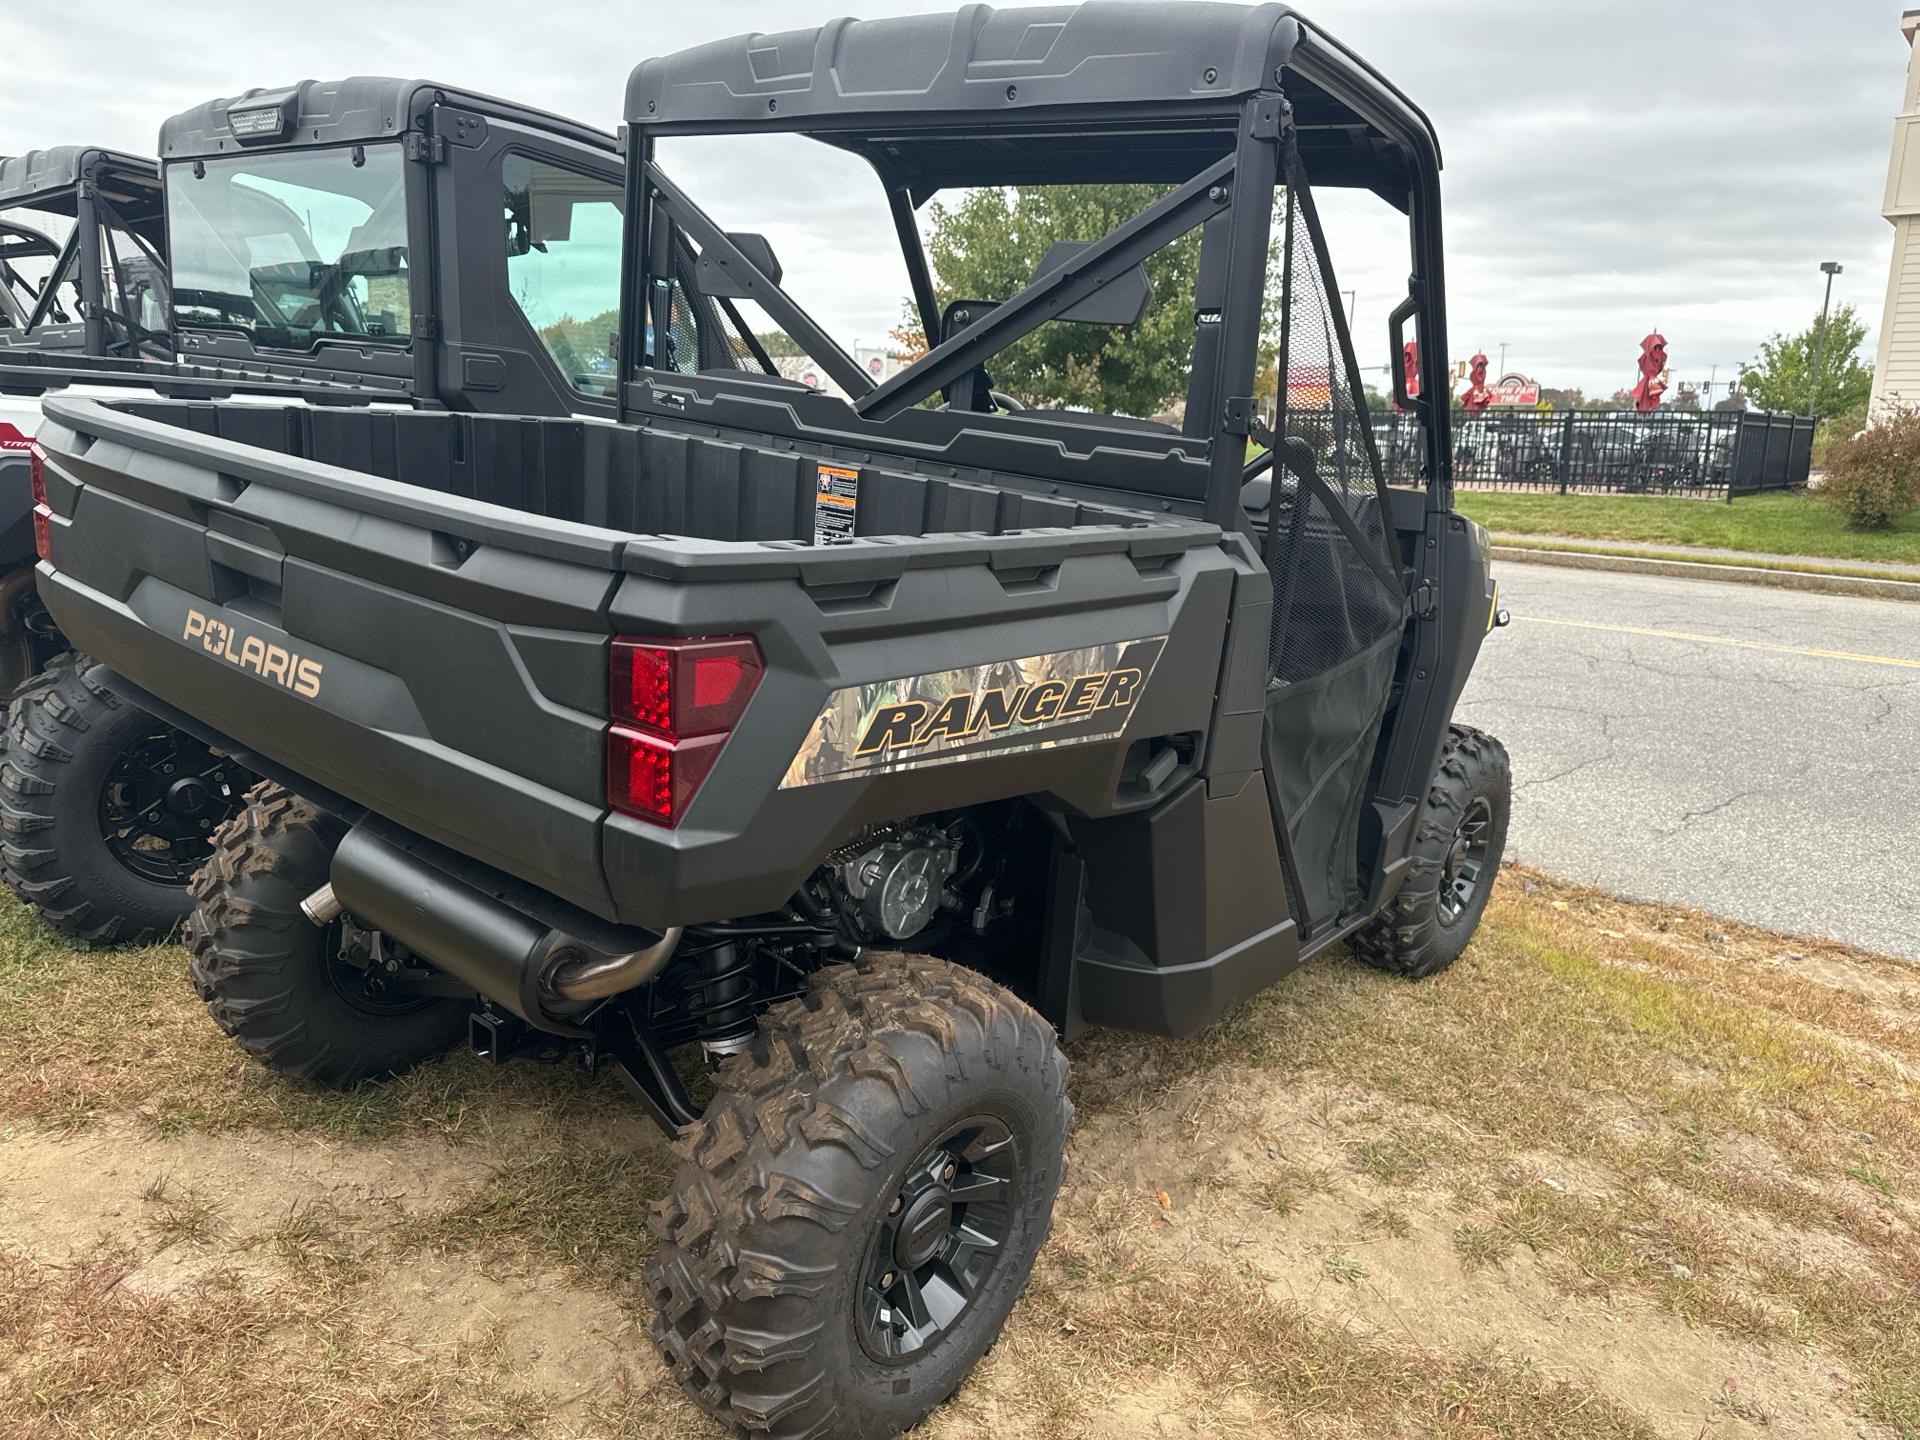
(0, 147, 169, 359)
(616, 2, 1454, 517)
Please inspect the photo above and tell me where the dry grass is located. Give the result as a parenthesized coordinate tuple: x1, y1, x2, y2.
(3, 866, 1919, 1435)
(1065, 863, 1920, 1433)
(392, 1143, 676, 1280)
(0, 1243, 474, 1437)
(973, 1255, 1656, 1438)
(0, 897, 640, 1139)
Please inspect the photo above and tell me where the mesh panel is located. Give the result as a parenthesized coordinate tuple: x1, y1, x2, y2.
(1265, 157, 1403, 687)
(660, 237, 748, 374)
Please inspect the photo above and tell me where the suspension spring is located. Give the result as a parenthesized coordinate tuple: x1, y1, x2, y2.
(687, 941, 758, 1063)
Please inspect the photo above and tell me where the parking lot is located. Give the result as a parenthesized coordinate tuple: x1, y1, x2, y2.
(1460, 561, 1920, 960)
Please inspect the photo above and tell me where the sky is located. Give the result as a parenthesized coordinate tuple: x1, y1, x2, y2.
(1, 0, 1907, 403)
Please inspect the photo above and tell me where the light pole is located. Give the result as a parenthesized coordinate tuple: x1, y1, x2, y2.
(1497, 342, 1509, 378)
(1342, 290, 1356, 334)
(1809, 261, 1843, 420)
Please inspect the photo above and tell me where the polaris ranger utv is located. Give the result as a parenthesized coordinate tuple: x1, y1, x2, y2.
(30, 6, 1508, 1433)
(3, 80, 627, 942)
(0, 146, 170, 370)
(1, 146, 172, 665)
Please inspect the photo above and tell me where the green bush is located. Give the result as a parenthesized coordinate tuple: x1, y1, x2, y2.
(1811, 400, 1868, 468)
(1821, 409, 1920, 530)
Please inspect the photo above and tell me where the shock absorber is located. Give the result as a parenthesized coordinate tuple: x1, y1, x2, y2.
(687, 941, 758, 1064)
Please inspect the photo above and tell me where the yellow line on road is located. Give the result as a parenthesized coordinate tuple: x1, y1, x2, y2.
(1511, 615, 1920, 670)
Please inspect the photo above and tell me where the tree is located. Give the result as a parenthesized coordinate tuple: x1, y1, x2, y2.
(1737, 303, 1873, 419)
(753, 330, 806, 358)
(920, 184, 1201, 417)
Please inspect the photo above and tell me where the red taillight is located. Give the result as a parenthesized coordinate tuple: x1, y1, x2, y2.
(27, 444, 50, 562)
(612, 635, 762, 739)
(607, 728, 727, 827)
(607, 634, 761, 827)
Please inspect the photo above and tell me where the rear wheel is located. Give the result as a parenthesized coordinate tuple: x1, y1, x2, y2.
(1349, 723, 1511, 979)
(185, 782, 471, 1088)
(0, 654, 250, 944)
(646, 952, 1071, 1439)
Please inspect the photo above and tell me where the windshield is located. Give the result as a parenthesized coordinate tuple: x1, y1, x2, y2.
(166, 145, 410, 349)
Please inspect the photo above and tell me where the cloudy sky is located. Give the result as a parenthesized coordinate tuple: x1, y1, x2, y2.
(1, 1, 1906, 402)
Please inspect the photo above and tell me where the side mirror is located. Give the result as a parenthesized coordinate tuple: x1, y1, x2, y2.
(693, 231, 783, 298)
(504, 188, 533, 258)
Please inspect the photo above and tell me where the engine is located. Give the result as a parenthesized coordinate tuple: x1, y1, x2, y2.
(835, 827, 959, 941)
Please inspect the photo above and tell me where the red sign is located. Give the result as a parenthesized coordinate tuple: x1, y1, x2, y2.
(1487, 381, 1540, 407)
(1286, 364, 1330, 408)
(0, 423, 31, 451)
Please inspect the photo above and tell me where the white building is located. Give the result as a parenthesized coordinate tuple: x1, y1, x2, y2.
(772, 346, 907, 401)
(1870, 9, 1920, 415)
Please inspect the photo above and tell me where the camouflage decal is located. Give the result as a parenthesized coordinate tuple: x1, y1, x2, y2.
(780, 636, 1167, 788)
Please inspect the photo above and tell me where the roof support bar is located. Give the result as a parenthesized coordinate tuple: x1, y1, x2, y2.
(643, 160, 873, 399)
(76, 180, 105, 357)
(885, 182, 941, 349)
(854, 150, 1238, 423)
(1200, 92, 1285, 529)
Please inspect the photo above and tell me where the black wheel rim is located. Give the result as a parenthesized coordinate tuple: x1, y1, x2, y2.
(98, 724, 248, 885)
(1438, 795, 1494, 926)
(856, 1116, 1018, 1364)
(323, 921, 442, 1017)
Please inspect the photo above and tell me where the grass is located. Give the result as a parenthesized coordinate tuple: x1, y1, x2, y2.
(0, 896, 630, 1139)
(1065, 865, 1920, 1432)
(391, 1144, 675, 1279)
(3, 868, 1918, 1435)
(1456, 488, 1920, 564)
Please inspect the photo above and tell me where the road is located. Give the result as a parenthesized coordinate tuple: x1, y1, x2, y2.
(1455, 562, 1920, 961)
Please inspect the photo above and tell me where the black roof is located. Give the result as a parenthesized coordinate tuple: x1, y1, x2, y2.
(0, 147, 158, 209)
(159, 77, 617, 161)
(625, 3, 1438, 198)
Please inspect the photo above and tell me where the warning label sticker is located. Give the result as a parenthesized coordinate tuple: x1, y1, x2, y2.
(815, 464, 859, 544)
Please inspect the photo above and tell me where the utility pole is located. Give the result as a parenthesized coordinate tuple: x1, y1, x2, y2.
(1809, 261, 1843, 419)
(1706, 363, 1717, 408)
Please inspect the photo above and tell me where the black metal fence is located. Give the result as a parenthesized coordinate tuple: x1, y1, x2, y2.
(1354, 409, 1816, 500)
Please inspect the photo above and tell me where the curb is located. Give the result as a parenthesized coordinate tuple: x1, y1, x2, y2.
(1492, 545, 1920, 603)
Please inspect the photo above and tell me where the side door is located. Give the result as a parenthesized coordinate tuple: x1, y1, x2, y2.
(426, 104, 623, 417)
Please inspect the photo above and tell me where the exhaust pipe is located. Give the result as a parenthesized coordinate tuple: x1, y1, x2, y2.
(300, 882, 344, 925)
(321, 827, 679, 1028)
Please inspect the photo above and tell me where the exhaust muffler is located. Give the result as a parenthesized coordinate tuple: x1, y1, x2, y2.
(320, 827, 679, 1029)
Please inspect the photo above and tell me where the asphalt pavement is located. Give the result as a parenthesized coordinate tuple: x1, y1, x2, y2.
(1455, 562, 1920, 961)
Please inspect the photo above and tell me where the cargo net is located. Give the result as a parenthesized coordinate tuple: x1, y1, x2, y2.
(1263, 163, 1404, 686)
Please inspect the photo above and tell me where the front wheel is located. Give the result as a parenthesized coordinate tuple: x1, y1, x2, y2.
(1349, 723, 1511, 979)
(645, 952, 1071, 1439)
